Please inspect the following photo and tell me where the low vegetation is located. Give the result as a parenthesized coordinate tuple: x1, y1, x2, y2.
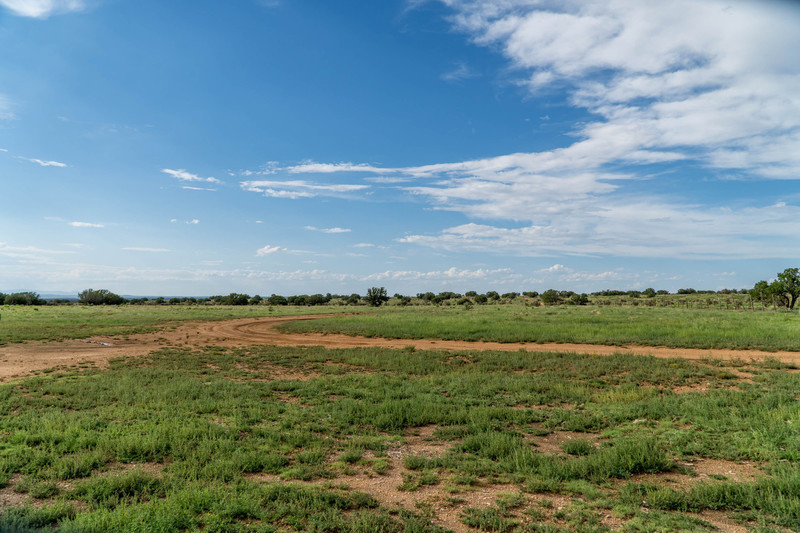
(0, 305, 353, 345)
(281, 304, 800, 352)
(0, 343, 798, 531)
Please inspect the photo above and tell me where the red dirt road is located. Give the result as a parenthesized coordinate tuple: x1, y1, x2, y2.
(1, 314, 797, 382)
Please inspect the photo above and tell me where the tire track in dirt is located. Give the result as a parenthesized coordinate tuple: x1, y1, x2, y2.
(1, 314, 797, 382)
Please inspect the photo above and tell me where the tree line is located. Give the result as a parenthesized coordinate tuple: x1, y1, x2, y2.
(1, 269, 798, 310)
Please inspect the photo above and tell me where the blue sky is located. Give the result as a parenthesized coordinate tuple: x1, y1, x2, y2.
(1, 0, 799, 296)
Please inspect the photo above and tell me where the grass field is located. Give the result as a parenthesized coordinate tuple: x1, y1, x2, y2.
(1, 304, 799, 531)
(0, 305, 352, 345)
(0, 343, 798, 532)
(280, 304, 800, 352)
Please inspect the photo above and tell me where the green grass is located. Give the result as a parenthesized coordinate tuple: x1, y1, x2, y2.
(280, 303, 800, 351)
(0, 304, 352, 345)
(0, 340, 798, 531)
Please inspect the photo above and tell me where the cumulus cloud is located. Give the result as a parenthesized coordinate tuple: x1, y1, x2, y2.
(0, 0, 84, 18)
(256, 245, 283, 256)
(162, 168, 222, 184)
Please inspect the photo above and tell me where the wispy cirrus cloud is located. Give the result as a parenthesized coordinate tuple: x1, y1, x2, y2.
(21, 157, 67, 167)
(0, 94, 13, 120)
(122, 247, 171, 253)
(69, 221, 104, 228)
(0, 0, 85, 18)
(440, 61, 478, 83)
(181, 186, 217, 191)
(285, 161, 399, 174)
(0, 242, 75, 260)
(363, 266, 516, 282)
(305, 226, 351, 234)
(162, 168, 222, 185)
(241, 179, 368, 199)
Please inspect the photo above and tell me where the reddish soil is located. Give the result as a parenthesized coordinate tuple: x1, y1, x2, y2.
(1, 314, 798, 382)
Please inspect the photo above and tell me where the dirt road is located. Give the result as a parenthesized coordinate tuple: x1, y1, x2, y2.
(1, 314, 797, 381)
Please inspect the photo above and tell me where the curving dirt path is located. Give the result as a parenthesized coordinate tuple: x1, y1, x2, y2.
(1, 314, 797, 382)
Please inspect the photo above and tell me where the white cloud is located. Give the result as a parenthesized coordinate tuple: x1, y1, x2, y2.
(282, 1, 800, 260)
(181, 186, 217, 191)
(241, 179, 368, 199)
(0, 0, 84, 17)
(443, 0, 800, 179)
(256, 245, 283, 256)
(285, 161, 398, 174)
(353, 243, 375, 248)
(399, 199, 800, 259)
(69, 221, 103, 228)
(441, 62, 479, 83)
(363, 266, 516, 282)
(541, 264, 567, 273)
(162, 168, 222, 184)
(0, 242, 75, 260)
(0, 148, 8, 152)
(186, 219, 199, 225)
(305, 226, 351, 234)
(0, 94, 13, 120)
(22, 157, 67, 167)
(122, 247, 171, 253)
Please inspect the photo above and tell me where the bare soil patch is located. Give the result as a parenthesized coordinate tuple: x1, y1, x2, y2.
(2, 315, 799, 383)
(249, 426, 584, 533)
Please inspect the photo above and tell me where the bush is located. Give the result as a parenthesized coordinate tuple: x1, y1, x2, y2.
(540, 289, 561, 305)
(78, 289, 126, 305)
(4, 292, 47, 305)
(267, 294, 288, 306)
(225, 293, 250, 306)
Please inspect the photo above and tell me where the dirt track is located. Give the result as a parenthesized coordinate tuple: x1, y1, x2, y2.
(1, 314, 798, 382)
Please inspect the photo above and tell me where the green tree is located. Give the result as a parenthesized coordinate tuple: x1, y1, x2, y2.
(225, 293, 250, 305)
(4, 292, 45, 305)
(365, 287, 389, 307)
(776, 268, 800, 309)
(540, 289, 561, 305)
(752, 269, 800, 310)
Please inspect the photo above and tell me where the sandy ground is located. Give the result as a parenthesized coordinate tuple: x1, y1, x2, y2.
(1, 314, 798, 382)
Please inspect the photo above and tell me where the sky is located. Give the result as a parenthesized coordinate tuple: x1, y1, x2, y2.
(1, 0, 799, 296)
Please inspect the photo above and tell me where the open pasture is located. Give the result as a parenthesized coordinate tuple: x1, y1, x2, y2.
(0, 305, 351, 346)
(0, 343, 798, 532)
(280, 304, 800, 352)
(0, 304, 798, 532)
